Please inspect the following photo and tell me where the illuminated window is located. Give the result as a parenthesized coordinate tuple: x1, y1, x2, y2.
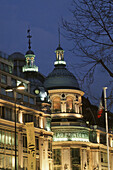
(66, 96, 73, 112)
(53, 97, 61, 112)
(0, 155, 4, 169)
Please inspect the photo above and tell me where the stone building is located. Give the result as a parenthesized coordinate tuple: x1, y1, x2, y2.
(0, 30, 113, 170)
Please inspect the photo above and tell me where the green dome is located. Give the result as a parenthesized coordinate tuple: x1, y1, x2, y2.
(44, 65, 79, 90)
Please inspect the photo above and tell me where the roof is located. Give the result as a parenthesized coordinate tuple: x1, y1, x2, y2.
(44, 65, 80, 90)
(26, 50, 34, 55)
(9, 52, 25, 61)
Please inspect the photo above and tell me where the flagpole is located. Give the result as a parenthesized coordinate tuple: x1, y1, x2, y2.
(103, 87, 110, 170)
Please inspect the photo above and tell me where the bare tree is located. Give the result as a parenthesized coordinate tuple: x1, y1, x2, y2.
(62, 0, 113, 108)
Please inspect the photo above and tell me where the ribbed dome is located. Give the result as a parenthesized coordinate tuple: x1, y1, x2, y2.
(44, 65, 79, 90)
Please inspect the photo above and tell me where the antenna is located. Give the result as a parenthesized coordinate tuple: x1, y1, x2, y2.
(27, 27, 32, 50)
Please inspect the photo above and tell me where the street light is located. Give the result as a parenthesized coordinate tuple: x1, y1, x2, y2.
(6, 83, 25, 170)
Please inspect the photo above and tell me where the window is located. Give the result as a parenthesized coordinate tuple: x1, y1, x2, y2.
(7, 91, 13, 97)
(30, 97, 34, 104)
(5, 107, 12, 120)
(23, 114, 33, 123)
(100, 133, 106, 145)
(0, 106, 12, 121)
(11, 78, 16, 87)
(8, 66, 12, 73)
(23, 136, 27, 148)
(101, 152, 107, 163)
(53, 97, 61, 112)
(1, 87, 6, 95)
(1, 74, 7, 84)
(4, 64, 8, 72)
(75, 95, 79, 101)
(71, 148, 81, 170)
(53, 149, 61, 165)
(66, 96, 73, 112)
(35, 137, 39, 150)
(24, 95, 29, 102)
(1, 62, 4, 70)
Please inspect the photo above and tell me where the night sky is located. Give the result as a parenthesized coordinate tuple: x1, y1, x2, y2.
(0, 0, 73, 75)
(0, 0, 111, 108)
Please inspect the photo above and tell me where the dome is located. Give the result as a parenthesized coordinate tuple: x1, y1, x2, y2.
(26, 50, 34, 55)
(56, 46, 63, 51)
(9, 52, 25, 61)
(44, 65, 80, 90)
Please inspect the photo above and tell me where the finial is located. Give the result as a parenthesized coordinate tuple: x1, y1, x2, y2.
(58, 26, 61, 47)
(27, 27, 32, 50)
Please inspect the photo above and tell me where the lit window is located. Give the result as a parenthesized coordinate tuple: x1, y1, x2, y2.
(66, 96, 73, 112)
(53, 97, 61, 112)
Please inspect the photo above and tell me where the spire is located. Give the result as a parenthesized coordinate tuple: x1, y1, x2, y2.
(54, 27, 66, 66)
(27, 28, 32, 50)
(58, 26, 61, 47)
(22, 28, 38, 72)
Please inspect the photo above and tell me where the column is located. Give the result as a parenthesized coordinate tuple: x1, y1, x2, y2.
(62, 147, 71, 170)
(18, 132, 23, 170)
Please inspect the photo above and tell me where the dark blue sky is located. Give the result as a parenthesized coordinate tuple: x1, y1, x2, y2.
(0, 0, 74, 75)
(0, 0, 111, 107)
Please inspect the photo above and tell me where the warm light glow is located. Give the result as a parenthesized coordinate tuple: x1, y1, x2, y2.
(54, 60, 66, 65)
(17, 83, 25, 90)
(19, 111, 23, 123)
(75, 113, 83, 118)
(12, 156, 15, 168)
(5, 86, 13, 92)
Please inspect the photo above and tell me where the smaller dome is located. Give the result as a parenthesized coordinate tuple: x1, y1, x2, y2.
(9, 52, 25, 61)
(26, 50, 34, 55)
(56, 46, 63, 51)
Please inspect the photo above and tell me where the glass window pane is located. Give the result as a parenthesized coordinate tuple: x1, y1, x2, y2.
(30, 97, 34, 104)
(1, 87, 6, 95)
(24, 95, 28, 102)
(1, 74, 7, 84)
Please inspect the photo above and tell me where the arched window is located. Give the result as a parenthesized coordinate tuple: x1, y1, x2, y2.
(66, 96, 73, 112)
(53, 97, 61, 112)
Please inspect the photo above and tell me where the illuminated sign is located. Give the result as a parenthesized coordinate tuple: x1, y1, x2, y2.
(53, 130, 89, 142)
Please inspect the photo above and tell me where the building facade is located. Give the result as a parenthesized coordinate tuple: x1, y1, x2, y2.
(0, 31, 113, 170)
